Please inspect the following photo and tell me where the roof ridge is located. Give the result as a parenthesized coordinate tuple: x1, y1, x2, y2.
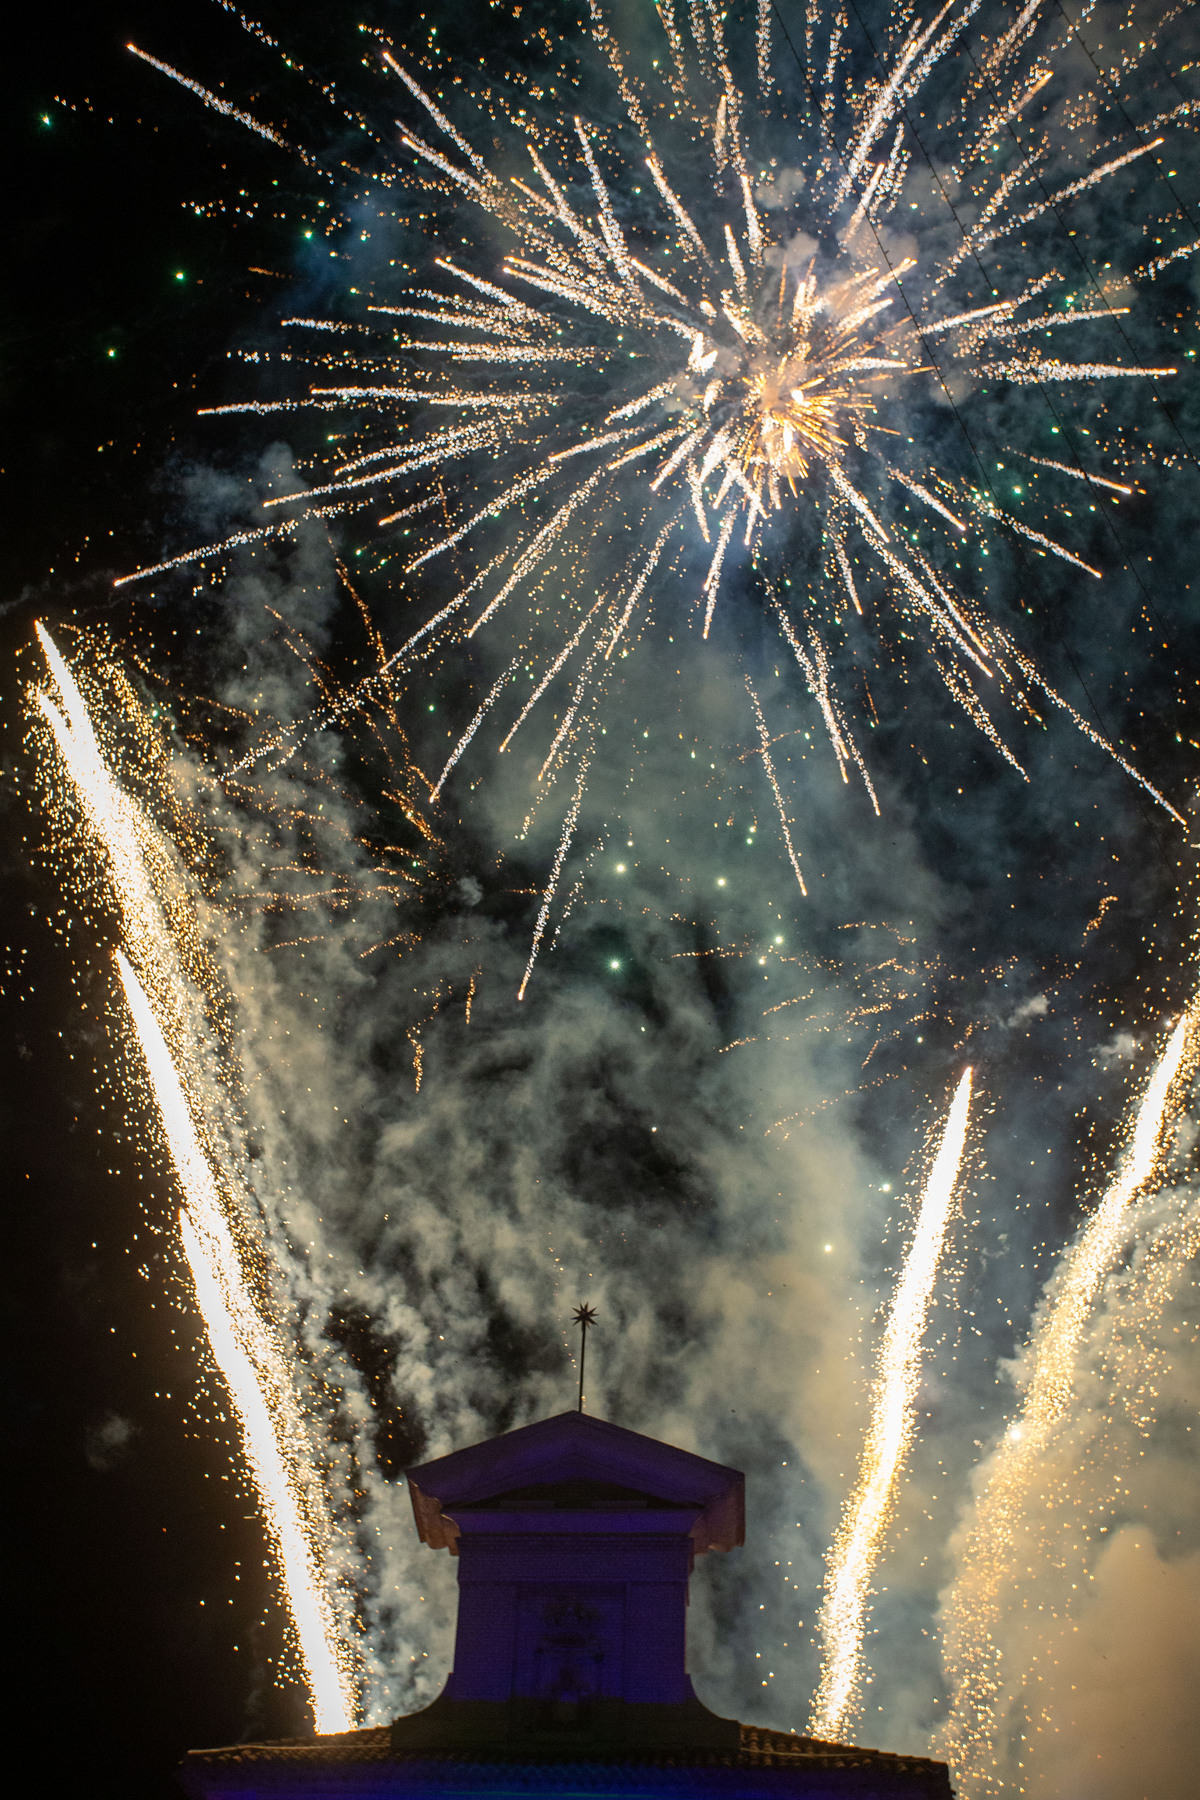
(738, 1721, 948, 1770)
(182, 1721, 952, 1777)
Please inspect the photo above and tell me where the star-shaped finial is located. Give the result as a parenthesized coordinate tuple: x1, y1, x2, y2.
(571, 1303, 597, 1411)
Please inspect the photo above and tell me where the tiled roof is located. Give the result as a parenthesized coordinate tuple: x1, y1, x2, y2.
(183, 1725, 395, 1768)
(738, 1726, 945, 1775)
(181, 1720, 951, 1782)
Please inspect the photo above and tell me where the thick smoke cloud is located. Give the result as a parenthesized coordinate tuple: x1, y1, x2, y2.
(937, 1143, 1200, 1792)
(1029, 1528, 1200, 1797)
(180, 451, 929, 1726)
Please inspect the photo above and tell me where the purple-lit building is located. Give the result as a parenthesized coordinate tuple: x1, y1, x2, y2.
(181, 1412, 953, 1798)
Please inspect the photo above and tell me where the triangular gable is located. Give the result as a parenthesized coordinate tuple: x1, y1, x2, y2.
(407, 1411, 744, 1554)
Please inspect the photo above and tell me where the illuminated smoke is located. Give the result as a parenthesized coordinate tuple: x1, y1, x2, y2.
(940, 1009, 1200, 1793)
(811, 1067, 974, 1740)
(31, 625, 354, 1733)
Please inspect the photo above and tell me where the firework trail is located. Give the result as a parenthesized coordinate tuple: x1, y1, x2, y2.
(745, 675, 806, 895)
(122, 0, 1190, 896)
(30, 626, 355, 1732)
(116, 951, 355, 1733)
(811, 1066, 973, 1740)
(939, 1007, 1200, 1793)
(31, 623, 208, 1080)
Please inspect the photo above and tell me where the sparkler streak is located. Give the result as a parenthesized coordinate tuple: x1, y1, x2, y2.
(117, 955, 354, 1734)
(921, 301, 1014, 335)
(537, 642, 604, 783)
(1007, 139, 1163, 234)
(843, 0, 973, 191)
(114, 521, 299, 587)
(606, 519, 679, 656)
(987, 510, 1102, 577)
(1134, 235, 1200, 280)
(702, 512, 738, 636)
(404, 465, 561, 573)
(1013, 450, 1132, 495)
(432, 659, 520, 797)
(833, 537, 864, 616)
(518, 751, 592, 1000)
(1021, 453, 1129, 496)
(308, 386, 532, 406)
(812, 1067, 975, 1739)
(128, 44, 300, 155)
(197, 399, 342, 416)
(467, 471, 608, 637)
(32, 625, 352, 1733)
(981, 361, 1177, 384)
(867, 541, 995, 679)
(892, 472, 968, 533)
(990, 306, 1128, 340)
(381, 49, 488, 176)
(1007, 644, 1186, 825)
(771, 598, 880, 813)
(500, 598, 607, 752)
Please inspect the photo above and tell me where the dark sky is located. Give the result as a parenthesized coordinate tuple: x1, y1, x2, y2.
(5, 4, 1200, 1796)
(1, 8, 332, 1792)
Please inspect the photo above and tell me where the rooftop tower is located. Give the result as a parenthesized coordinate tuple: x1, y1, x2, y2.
(394, 1409, 744, 1751)
(182, 1410, 954, 1797)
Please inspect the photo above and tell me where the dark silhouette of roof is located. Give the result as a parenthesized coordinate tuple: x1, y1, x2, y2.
(406, 1409, 744, 1556)
(180, 1721, 955, 1794)
(180, 1410, 955, 1797)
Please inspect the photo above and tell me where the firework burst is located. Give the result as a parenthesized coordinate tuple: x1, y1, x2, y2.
(124, 0, 1192, 909)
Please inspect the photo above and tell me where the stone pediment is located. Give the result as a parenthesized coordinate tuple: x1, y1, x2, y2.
(407, 1411, 744, 1556)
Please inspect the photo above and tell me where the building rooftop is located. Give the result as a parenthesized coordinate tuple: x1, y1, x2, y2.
(179, 1411, 954, 1796)
(406, 1409, 744, 1556)
(180, 1720, 954, 1794)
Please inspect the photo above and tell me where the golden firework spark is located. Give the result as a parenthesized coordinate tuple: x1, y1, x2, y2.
(117, 952, 355, 1732)
(31, 626, 355, 1733)
(120, 0, 1187, 883)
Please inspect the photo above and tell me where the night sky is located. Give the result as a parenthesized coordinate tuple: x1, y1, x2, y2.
(5, 5, 1200, 1797)
(2, 9, 336, 1794)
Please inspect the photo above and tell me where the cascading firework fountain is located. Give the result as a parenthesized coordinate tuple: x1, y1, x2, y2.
(939, 1005, 1200, 1792)
(812, 1066, 973, 1740)
(30, 625, 355, 1732)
